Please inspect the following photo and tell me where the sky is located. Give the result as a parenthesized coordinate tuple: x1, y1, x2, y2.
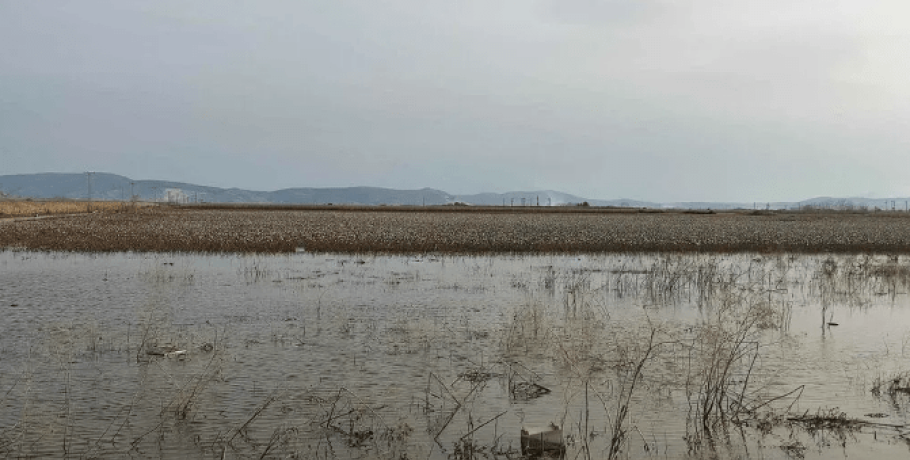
(2, 1, 910, 203)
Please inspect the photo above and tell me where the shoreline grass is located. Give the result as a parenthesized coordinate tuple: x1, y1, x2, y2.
(0, 199, 144, 218)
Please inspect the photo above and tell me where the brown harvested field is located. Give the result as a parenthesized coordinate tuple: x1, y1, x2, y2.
(0, 199, 137, 217)
(4, 204, 910, 254)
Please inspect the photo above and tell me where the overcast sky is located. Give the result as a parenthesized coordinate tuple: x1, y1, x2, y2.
(2, 1, 909, 202)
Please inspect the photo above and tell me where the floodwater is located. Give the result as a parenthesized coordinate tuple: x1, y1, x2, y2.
(2, 251, 910, 459)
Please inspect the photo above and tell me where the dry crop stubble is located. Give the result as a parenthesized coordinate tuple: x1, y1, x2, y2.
(5, 206, 910, 253)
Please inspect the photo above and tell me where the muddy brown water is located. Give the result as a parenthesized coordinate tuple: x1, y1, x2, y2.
(2, 251, 910, 459)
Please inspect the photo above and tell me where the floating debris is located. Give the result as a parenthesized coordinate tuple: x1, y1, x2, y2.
(459, 368, 500, 383)
(779, 441, 807, 458)
(511, 381, 551, 400)
(788, 408, 862, 435)
(146, 345, 181, 356)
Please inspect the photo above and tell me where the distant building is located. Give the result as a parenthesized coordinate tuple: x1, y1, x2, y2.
(165, 188, 188, 204)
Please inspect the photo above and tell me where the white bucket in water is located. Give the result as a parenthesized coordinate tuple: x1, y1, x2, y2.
(521, 423, 564, 455)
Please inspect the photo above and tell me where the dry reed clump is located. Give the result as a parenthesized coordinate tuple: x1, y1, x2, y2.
(787, 408, 862, 442)
(871, 372, 910, 399)
(4, 207, 910, 253)
(814, 254, 910, 304)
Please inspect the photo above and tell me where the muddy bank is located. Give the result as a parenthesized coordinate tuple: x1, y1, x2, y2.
(3, 206, 910, 253)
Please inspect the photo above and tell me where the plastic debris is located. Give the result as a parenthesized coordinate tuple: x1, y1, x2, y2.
(521, 423, 564, 456)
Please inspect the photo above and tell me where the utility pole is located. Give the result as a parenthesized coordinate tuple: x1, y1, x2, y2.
(85, 171, 94, 211)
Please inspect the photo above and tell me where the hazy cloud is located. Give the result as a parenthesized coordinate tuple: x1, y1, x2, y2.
(2, 1, 909, 201)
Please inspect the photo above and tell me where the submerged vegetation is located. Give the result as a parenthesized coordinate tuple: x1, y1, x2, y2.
(4, 205, 910, 253)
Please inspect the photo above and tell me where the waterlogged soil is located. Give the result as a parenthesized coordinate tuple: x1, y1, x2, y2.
(2, 251, 910, 459)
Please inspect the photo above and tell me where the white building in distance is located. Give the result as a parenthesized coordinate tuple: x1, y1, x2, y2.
(165, 188, 188, 204)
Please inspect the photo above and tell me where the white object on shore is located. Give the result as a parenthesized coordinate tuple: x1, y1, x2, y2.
(521, 422, 564, 455)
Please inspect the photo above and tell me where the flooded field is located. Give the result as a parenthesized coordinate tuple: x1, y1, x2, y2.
(3, 251, 910, 459)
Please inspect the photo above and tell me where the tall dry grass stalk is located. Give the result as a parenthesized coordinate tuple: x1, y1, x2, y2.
(679, 287, 796, 452)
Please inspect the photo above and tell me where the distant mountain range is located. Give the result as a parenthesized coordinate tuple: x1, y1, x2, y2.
(1, 172, 908, 211)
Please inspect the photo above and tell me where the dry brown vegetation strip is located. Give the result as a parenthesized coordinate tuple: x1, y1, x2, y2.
(0, 200, 133, 217)
(3, 206, 910, 254)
